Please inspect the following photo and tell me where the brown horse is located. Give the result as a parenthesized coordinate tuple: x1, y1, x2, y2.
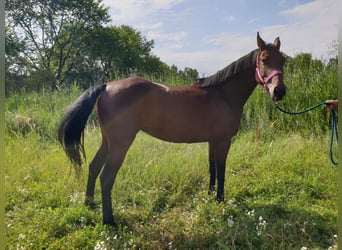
(58, 33, 286, 226)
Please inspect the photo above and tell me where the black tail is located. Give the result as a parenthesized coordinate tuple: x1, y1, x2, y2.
(57, 84, 106, 171)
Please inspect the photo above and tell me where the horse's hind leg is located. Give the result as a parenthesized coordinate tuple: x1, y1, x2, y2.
(100, 137, 135, 226)
(85, 140, 108, 209)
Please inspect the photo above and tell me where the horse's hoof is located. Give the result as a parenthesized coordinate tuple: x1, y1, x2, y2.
(85, 197, 100, 211)
(216, 196, 225, 203)
(103, 219, 118, 229)
(208, 188, 216, 196)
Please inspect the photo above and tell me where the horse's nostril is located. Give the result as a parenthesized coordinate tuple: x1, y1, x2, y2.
(274, 87, 280, 97)
(274, 86, 286, 101)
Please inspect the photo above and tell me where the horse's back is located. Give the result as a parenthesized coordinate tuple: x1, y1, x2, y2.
(104, 77, 153, 96)
(96, 77, 151, 125)
(96, 77, 240, 143)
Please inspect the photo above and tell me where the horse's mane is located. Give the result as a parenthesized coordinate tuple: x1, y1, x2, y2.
(194, 49, 259, 88)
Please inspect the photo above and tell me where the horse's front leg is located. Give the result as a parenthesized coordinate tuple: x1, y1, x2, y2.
(209, 140, 231, 202)
(208, 143, 216, 195)
(216, 162, 227, 202)
(208, 160, 216, 194)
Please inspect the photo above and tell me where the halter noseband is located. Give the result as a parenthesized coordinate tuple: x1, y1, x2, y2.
(255, 52, 283, 91)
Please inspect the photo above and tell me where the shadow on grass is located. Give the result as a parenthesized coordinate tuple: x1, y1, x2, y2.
(107, 199, 336, 250)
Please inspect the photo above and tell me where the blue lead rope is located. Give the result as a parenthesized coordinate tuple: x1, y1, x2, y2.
(274, 102, 338, 165)
(330, 109, 338, 165)
(274, 101, 327, 115)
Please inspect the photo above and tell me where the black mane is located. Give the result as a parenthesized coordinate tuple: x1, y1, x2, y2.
(194, 49, 259, 88)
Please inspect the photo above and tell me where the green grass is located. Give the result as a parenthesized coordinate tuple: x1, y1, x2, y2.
(4, 59, 338, 249)
(5, 128, 338, 249)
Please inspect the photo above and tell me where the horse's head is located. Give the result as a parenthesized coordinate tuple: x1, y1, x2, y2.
(256, 32, 286, 101)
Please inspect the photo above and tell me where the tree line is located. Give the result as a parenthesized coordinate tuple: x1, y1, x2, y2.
(5, 0, 199, 94)
(5, 0, 337, 96)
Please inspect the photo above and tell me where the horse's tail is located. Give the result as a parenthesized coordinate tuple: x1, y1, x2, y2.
(57, 84, 107, 172)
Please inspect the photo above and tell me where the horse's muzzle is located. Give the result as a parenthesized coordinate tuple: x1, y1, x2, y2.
(273, 85, 286, 101)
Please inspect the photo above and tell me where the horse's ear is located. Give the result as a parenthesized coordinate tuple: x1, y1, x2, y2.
(273, 37, 281, 50)
(257, 32, 266, 50)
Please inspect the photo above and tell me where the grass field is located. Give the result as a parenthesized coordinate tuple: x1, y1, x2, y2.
(5, 125, 338, 249)
(5, 59, 338, 249)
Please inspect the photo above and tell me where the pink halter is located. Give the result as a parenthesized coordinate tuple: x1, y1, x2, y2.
(256, 53, 283, 90)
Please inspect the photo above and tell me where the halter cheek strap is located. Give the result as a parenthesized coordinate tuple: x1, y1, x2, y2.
(255, 53, 283, 90)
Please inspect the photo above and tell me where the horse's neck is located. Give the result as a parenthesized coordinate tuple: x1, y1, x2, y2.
(221, 68, 257, 107)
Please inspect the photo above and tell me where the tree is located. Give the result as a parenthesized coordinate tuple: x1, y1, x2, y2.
(110, 25, 154, 73)
(64, 25, 156, 87)
(5, 0, 199, 92)
(142, 55, 169, 75)
(180, 67, 199, 83)
(5, 26, 30, 93)
(6, 0, 110, 89)
(5, 26, 26, 74)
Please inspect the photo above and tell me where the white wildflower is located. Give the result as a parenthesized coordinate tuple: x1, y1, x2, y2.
(227, 198, 237, 207)
(256, 216, 267, 236)
(94, 241, 107, 250)
(227, 217, 234, 227)
(78, 216, 87, 228)
(222, 208, 226, 216)
(168, 241, 173, 249)
(69, 192, 85, 204)
(18, 233, 26, 240)
(247, 209, 255, 217)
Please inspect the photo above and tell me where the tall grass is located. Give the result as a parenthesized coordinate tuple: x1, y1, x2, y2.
(5, 85, 83, 141)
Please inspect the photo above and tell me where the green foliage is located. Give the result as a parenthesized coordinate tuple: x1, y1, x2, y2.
(78, 25, 155, 85)
(5, 0, 199, 93)
(5, 0, 111, 90)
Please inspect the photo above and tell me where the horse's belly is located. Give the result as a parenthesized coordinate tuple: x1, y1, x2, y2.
(141, 120, 210, 143)
(142, 128, 209, 143)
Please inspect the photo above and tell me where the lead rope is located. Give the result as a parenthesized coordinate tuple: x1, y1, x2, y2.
(330, 109, 338, 165)
(274, 102, 338, 165)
